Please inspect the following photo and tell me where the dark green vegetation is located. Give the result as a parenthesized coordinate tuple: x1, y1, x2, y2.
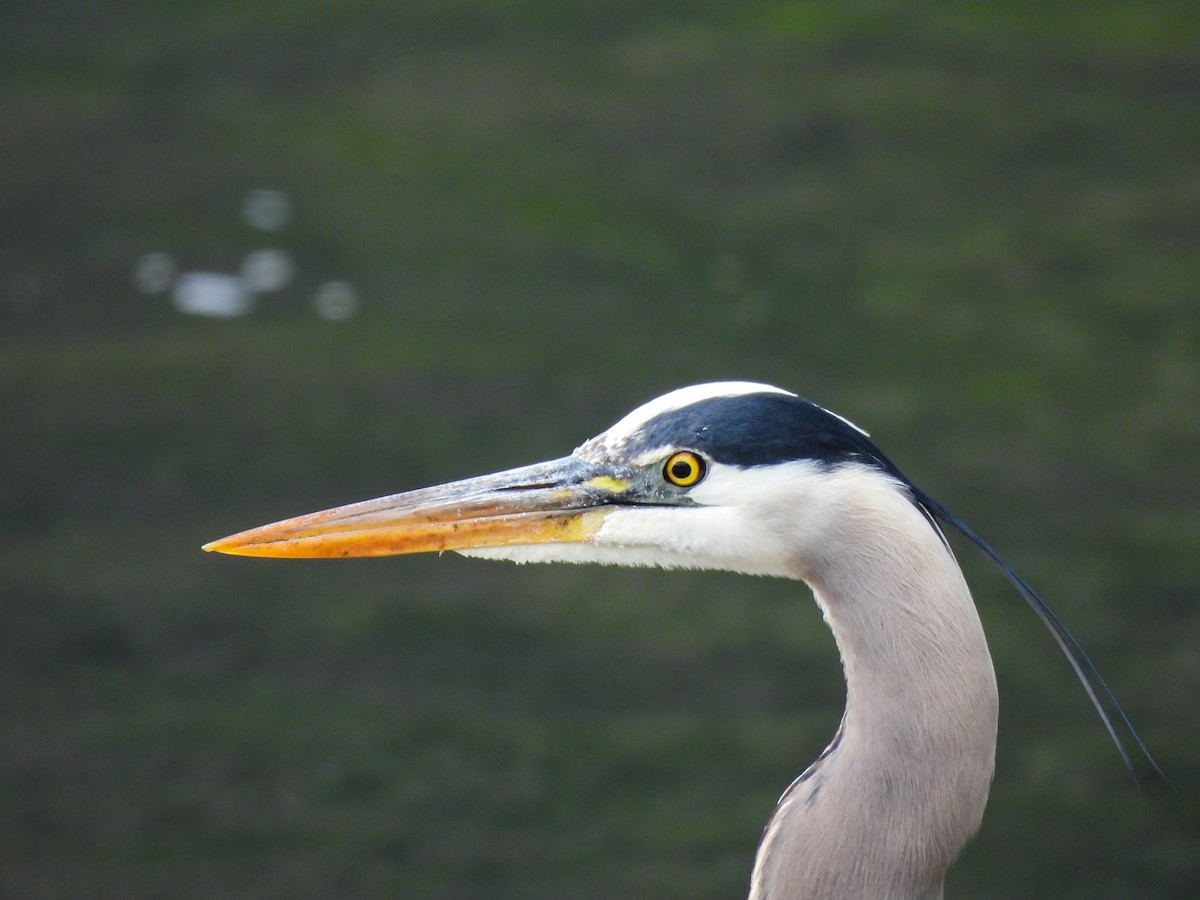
(3, 2, 1198, 897)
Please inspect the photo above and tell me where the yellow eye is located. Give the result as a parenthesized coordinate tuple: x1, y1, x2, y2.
(663, 451, 706, 487)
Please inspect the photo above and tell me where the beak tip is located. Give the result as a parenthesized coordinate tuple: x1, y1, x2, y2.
(203, 535, 249, 555)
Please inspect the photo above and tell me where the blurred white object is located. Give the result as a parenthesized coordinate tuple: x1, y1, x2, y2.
(133, 252, 176, 294)
(172, 272, 253, 318)
(313, 280, 359, 321)
(241, 249, 294, 293)
(242, 188, 292, 231)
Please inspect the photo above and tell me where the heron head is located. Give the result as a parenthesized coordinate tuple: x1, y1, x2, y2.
(204, 382, 899, 576)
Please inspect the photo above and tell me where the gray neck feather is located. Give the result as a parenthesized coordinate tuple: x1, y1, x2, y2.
(749, 475, 998, 899)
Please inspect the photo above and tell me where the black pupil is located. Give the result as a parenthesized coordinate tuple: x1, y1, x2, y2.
(671, 459, 693, 480)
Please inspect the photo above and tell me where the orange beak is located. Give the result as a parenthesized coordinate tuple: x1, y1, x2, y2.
(203, 456, 631, 559)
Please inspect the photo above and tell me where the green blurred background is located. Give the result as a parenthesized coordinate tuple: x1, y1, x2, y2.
(3, 2, 1198, 897)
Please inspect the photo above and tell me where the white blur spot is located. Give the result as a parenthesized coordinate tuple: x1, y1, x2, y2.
(172, 272, 253, 318)
(241, 249, 294, 293)
(242, 188, 292, 231)
(132, 252, 176, 294)
(313, 280, 359, 321)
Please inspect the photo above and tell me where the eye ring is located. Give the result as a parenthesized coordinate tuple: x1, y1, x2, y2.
(663, 451, 706, 487)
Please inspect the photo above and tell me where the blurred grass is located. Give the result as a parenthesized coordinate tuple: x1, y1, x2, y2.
(2, 1, 1199, 897)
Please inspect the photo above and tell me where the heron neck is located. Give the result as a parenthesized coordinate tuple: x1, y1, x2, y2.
(751, 478, 998, 899)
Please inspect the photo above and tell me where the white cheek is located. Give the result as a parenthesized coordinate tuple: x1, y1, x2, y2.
(687, 459, 822, 508)
(686, 461, 835, 570)
(460, 506, 794, 576)
(595, 506, 794, 577)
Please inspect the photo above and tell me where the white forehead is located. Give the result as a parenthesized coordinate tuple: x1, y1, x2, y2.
(599, 382, 796, 447)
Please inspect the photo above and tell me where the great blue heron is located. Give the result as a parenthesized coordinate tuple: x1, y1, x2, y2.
(205, 381, 1156, 898)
